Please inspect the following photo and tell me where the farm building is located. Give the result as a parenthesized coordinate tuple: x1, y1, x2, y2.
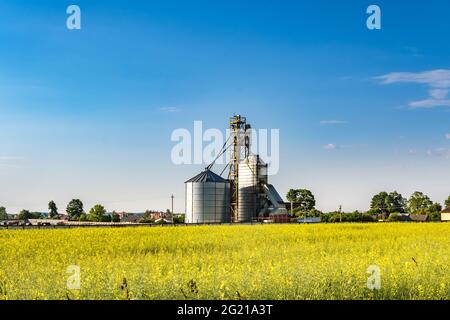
(441, 207, 450, 222)
(409, 214, 430, 223)
(120, 213, 144, 223)
(149, 211, 170, 220)
(27, 219, 65, 226)
(297, 217, 322, 224)
(154, 218, 172, 224)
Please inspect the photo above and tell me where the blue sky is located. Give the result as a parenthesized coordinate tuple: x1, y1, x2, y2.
(0, 0, 449, 213)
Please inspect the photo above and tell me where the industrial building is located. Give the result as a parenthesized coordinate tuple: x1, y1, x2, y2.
(185, 115, 288, 224)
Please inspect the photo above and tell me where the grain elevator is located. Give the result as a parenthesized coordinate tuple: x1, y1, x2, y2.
(185, 115, 288, 223)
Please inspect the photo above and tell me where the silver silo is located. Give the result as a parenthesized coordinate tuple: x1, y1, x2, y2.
(237, 155, 268, 222)
(185, 170, 231, 224)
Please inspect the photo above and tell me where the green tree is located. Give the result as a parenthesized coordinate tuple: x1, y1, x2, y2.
(48, 201, 59, 219)
(31, 212, 44, 219)
(293, 207, 323, 218)
(0, 207, 7, 220)
(407, 192, 433, 214)
(445, 196, 450, 208)
(139, 210, 155, 223)
(371, 191, 406, 219)
(286, 189, 299, 203)
(386, 191, 406, 213)
(321, 211, 375, 223)
(18, 210, 32, 220)
(286, 189, 316, 217)
(427, 202, 442, 214)
(66, 199, 84, 220)
(88, 204, 108, 222)
(387, 212, 403, 222)
(370, 192, 390, 218)
(428, 210, 441, 222)
(173, 214, 185, 224)
(111, 211, 120, 223)
(427, 202, 442, 221)
(423, 202, 442, 222)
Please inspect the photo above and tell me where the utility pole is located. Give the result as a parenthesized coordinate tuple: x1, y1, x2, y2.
(171, 194, 174, 224)
(339, 205, 342, 223)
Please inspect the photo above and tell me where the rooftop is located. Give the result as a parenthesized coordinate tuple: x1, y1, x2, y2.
(409, 214, 429, 222)
(185, 169, 228, 183)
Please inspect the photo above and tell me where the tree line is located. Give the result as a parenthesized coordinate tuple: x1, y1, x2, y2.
(0, 200, 119, 222)
(1, 192, 449, 223)
(0, 200, 182, 224)
(286, 189, 450, 222)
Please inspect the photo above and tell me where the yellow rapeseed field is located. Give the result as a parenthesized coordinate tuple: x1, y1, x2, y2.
(0, 223, 449, 300)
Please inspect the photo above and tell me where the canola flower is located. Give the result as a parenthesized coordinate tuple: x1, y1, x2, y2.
(0, 223, 449, 300)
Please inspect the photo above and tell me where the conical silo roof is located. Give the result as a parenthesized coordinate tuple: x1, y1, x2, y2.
(185, 169, 228, 183)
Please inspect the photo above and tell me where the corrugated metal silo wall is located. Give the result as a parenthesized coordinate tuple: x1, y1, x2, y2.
(238, 160, 257, 222)
(185, 182, 231, 223)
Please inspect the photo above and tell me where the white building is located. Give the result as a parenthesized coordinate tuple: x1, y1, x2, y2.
(441, 208, 450, 222)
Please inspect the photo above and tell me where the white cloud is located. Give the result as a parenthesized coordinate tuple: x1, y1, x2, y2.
(320, 120, 348, 125)
(376, 69, 450, 109)
(446, 133, 450, 140)
(159, 107, 181, 113)
(0, 156, 24, 161)
(409, 99, 450, 109)
(0, 156, 24, 168)
(323, 143, 367, 151)
(429, 89, 449, 99)
(427, 148, 450, 158)
(376, 69, 450, 88)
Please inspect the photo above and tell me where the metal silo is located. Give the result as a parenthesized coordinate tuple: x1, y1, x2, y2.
(237, 155, 268, 222)
(185, 170, 231, 224)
